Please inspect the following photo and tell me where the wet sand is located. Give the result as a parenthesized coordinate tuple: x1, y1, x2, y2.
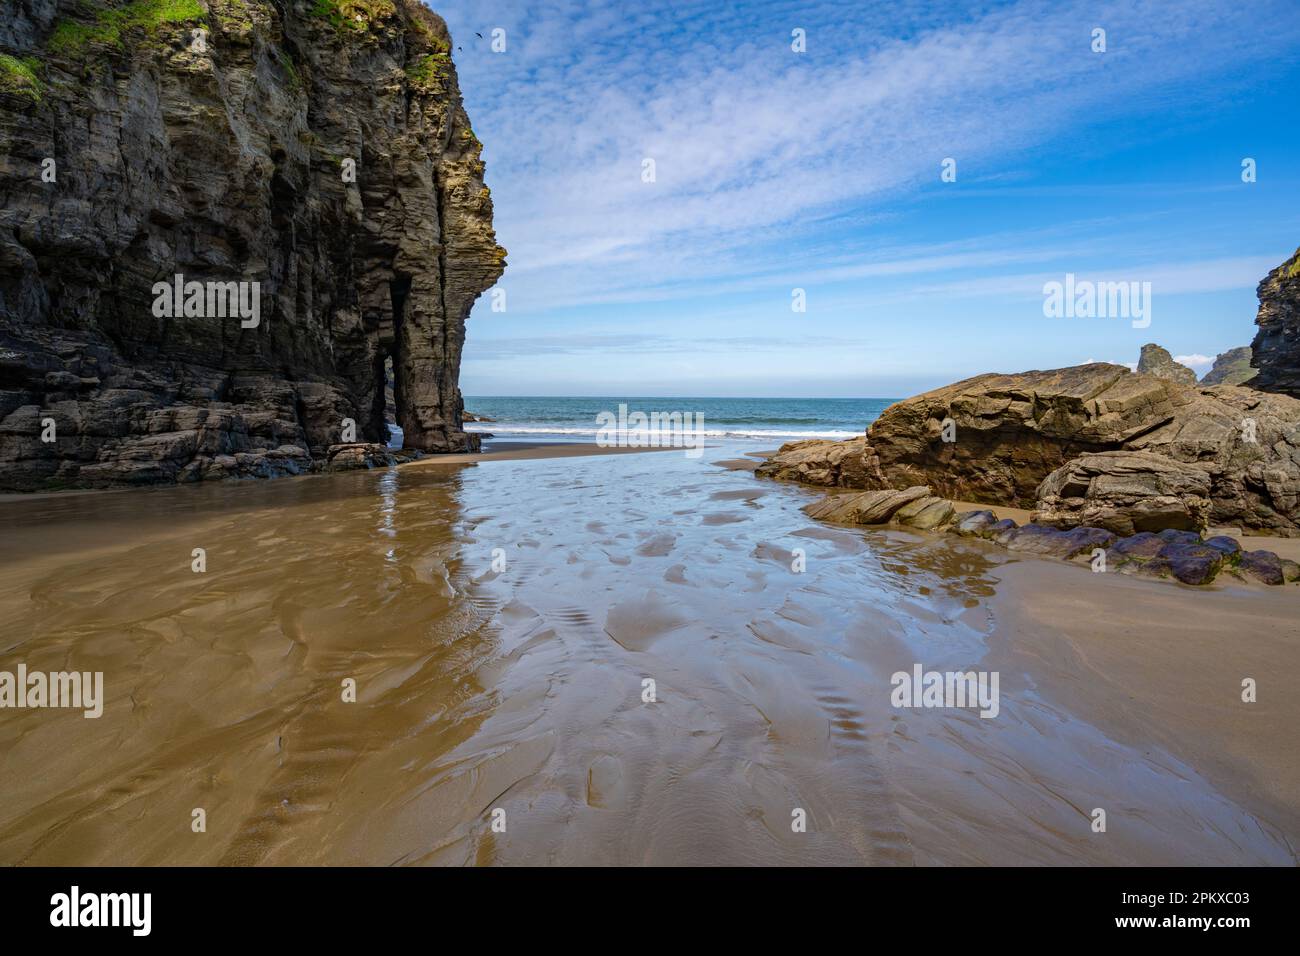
(0, 443, 1295, 865)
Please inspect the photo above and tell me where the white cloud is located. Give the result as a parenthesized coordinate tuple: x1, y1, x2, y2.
(438, 0, 1300, 314)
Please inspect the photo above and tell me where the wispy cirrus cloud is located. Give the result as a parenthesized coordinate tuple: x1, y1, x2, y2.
(431, 0, 1300, 396)
(438, 0, 1300, 314)
(465, 332, 889, 360)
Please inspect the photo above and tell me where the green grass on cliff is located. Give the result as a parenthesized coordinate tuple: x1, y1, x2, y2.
(1286, 251, 1300, 279)
(405, 51, 451, 91)
(48, 0, 207, 56)
(0, 54, 44, 102)
(278, 50, 301, 90)
(310, 0, 396, 33)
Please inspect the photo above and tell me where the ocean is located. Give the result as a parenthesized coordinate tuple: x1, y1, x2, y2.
(459, 396, 898, 444)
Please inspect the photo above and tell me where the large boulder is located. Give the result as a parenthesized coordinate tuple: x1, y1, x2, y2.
(892, 495, 956, 530)
(948, 509, 999, 537)
(995, 524, 1117, 559)
(1239, 549, 1286, 586)
(1250, 247, 1300, 398)
(758, 363, 1300, 535)
(325, 443, 396, 472)
(1033, 450, 1212, 535)
(803, 485, 930, 524)
(1140, 541, 1226, 586)
(755, 436, 871, 486)
(844, 363, 1185, 506)
(1137, 344, 1198, 385)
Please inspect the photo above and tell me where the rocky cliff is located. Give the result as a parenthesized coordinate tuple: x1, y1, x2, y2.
(1200, 346, 1256, 386)
(0, 0, 504, 490)
(1250, 247, 1300, 398)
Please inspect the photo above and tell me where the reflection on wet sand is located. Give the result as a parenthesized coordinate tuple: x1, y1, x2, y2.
(0, 445, 1295, 864)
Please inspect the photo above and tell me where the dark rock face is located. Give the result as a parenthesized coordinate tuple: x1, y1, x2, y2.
(1250, 247, 1300, 398)
(1239, 549, 1285, 586)
(996, 523, 1116, 559)
(1203, 535, 1242, 556)
(0, 0, 504, 490)
(1142, 542, 1225, 586)
(1137, 343, 1197, 386)
(1110, 531, 1165, 559)
(1200, 347, 1256, 386)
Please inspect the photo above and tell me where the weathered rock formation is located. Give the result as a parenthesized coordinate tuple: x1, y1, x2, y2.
(753, 435, 870, 487)
(1033, 450, 1211, 535)
(760, 363, 1177, 502)
(1136, 343, 1197, 385)
(757, 363, 1300, 535)
(795, 489, 1298, 587)
(794, 479, 1300, 586)
(1250, 247, 1300, 397)
(1200, 346, 1256, 386)
(0, 0, 504, 490)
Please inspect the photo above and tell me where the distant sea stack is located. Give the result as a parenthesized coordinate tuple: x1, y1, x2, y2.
(1250, 247, 1300, 398)
(1136, 343, 1197, 385)
(1200, 347, 1256, 386)
(0, 0, 505, 490)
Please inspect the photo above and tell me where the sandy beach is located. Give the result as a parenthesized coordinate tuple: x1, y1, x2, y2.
(1, 440, 1294, 865)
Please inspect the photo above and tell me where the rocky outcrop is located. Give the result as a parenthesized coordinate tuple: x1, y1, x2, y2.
(1250, 247, 1300, 398)
(1136, 343, 1197, 385)
(324, 442, 397, 471)
(755, 435, 870, 487)
(831, 363, 1182, 506)
(804, 485, 929, 524)
(995, 523, 1116, 560)
(1123, 383, 1300, 535)
(1201, 346, 1256, 386)
(1033, 450, 1212, 535)
(758, 362, 1300, 535)
(0, 0, 504, 490)
(793, 483, 1297, 587)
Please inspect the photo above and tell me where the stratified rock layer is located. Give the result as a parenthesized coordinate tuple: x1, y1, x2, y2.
(0, 0, 504, 489)
(1033, 450, 1211, 535)
(1250, 247, 1300, 398)
(757, 364, 1300, 535)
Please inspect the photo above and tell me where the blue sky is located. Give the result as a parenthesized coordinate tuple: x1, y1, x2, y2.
(434, 0, 1300, 398)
